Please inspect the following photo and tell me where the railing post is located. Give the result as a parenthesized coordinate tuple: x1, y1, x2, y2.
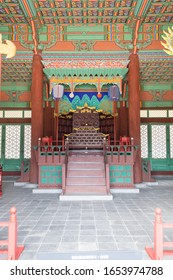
(110, 146, 114, 163)
(154, 208, 163, 260)
(65, 138, 69, 157)
(8, 207, 17, 260)
(108, 135, 110, 151)
(106, 163, 110, 194)
(0, 165, 2, 197)
(62, 135, 65, 151)
(103, 137, 106, 160)
(62, 164, 66, 195)
(21, 161, 24, 182)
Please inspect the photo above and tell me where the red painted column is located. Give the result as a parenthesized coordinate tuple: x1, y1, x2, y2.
(128, 53, 142, 183)
(30, 53, 43, 183)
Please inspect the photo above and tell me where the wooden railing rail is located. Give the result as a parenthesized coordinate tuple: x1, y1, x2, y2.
(105, 144, 138, 164)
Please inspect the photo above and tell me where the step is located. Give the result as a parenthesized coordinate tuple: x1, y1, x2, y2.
(67, 170, 105, 177)
(59, 194, 113, 201)
(67, 163, 104, 170)
(64, 185, 107, 194)
(69, 150, 103, 156)
(68, 156, 104, 163)
(66, 177, 106, 185)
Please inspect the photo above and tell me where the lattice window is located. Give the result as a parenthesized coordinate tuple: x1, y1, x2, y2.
(24, 111, 31, 118)
(170, 125, 173, 159)
(5, 125, 21, 159)
(140, 110, 148, 118)
(149, 110, 167, 118)
(24, 125, 31, 159)
(4, 111, 23, 118)
(151, 125, 166, 159)
(140, 125, 148, 158)
(169, 110, 173, 118)
(0, 126, 2, 158)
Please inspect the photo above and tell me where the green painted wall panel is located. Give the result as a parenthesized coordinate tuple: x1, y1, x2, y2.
(39, 165, 62, 187)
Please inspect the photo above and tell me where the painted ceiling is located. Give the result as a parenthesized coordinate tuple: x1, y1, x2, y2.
(1, 0, 173, 85)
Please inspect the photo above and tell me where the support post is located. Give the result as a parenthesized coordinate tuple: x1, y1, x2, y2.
(8, 207, 17, 260)
(128, 53, 142, 183)
(106, 164, 110, 194)
(30, 53, 43, 183)
(154, 208, 163, 260)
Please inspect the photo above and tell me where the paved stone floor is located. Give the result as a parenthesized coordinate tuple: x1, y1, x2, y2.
(0, 177, 173, 260)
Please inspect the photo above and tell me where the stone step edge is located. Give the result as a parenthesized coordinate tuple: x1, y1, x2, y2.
(66, 175, 105, 178)
(59, 195, 113, 201)
(67, 168, 105, 171)
(65, 184, 107, 187)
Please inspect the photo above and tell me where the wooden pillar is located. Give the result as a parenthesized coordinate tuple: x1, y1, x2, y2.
(30, 53, 43, 183)
(128, 53, 142, 183)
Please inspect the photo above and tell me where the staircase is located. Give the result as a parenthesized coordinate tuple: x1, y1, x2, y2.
(60, 151, 113, 200)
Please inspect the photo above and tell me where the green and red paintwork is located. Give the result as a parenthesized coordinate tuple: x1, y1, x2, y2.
(1, 0, 173, 182)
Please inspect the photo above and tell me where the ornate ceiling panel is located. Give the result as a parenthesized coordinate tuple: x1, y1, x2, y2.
(34, 0, 135, 25)
(139, 54, 173, 82)
(1, 51, 173, 83)
(0, 0, 173, 26)
(2, 60, 32, 83)
(1, 1, 173, 85)
(0, 1, 28, 24)
(144, 1, 173, 24)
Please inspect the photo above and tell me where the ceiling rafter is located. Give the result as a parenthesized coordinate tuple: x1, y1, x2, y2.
(1, 1, 173, 85)
(132, 0, 152, 54)
(18, 0, 40, 53)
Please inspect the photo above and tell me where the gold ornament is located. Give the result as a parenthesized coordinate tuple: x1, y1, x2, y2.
(0, 34, 16, 58)
(161, 27, 173, 56)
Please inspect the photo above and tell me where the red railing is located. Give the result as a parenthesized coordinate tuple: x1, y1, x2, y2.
(145, 208, 173, 260)
(0, 207, 24, 260)
(37, 139, 66, 164)
(105, 144, 138, 165)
